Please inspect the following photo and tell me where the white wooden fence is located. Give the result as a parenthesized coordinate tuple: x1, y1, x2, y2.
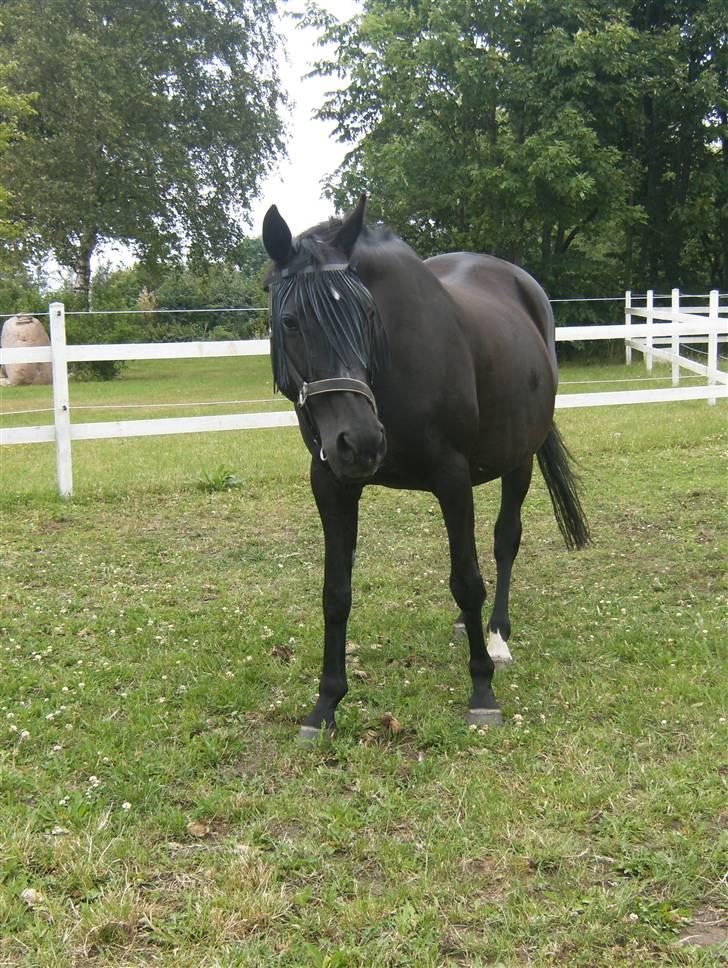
(1, 292, 725, 497)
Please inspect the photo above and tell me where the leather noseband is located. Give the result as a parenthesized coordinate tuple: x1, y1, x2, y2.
(298, 377, 378, 415)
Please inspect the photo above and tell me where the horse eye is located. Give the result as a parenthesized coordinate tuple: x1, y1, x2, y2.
(281, 314, 299, 333)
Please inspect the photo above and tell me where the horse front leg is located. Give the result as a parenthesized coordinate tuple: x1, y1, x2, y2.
(298, 458, 362, 742)
(435, 460, 502, 727)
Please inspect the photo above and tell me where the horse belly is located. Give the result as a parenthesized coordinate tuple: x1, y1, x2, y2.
(470, 334, 556, 482)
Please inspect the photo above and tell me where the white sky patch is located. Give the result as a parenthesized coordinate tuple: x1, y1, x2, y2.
(249, 0, 361, 237)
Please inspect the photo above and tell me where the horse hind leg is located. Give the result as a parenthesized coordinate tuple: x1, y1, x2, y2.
(452, 608, 513, 666)
(435, 458, 502, 726)
(487, 459, 533, 667)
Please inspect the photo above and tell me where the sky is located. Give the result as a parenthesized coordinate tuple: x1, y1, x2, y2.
(248, 0, 361, 238)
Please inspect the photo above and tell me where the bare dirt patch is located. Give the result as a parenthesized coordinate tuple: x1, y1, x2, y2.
(677, 905, 727, 949)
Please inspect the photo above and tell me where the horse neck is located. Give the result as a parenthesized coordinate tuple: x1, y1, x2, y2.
(355, 237, 446, 318)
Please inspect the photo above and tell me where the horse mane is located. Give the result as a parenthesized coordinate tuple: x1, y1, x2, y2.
(268, 222, 390, 397)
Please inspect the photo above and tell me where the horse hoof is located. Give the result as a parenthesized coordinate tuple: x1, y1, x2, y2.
(466, 707, 504, 727)
(296, 725, 335, 746)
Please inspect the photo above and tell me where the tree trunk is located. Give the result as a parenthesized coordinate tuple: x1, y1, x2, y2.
(74, 228, 98, 311)
(540, 221, 553, 275)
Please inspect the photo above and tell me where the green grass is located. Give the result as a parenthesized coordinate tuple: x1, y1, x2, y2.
(0, 360, 726, 966)
(0, 356, 288, 429)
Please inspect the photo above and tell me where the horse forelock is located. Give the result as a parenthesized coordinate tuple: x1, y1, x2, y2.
(266, 217, 397, 395)
(268, 259, 388, 398)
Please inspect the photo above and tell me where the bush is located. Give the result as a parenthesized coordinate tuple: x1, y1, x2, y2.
(0, 267, 45, 317)
(46, 283, 127, 381)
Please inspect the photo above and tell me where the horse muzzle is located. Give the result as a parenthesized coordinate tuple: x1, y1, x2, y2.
(331, 424, 387, 480)
(298, 376, 386, 481)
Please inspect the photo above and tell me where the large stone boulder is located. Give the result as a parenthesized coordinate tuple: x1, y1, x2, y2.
(0, 315, 53, 386)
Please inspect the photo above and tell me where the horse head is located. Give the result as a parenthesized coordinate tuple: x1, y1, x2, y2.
(263, 195, 387, 482)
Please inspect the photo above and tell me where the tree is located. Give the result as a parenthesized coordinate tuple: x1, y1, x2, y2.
(0, 0, 285, 308)
(0, 61, 34, 261)
(307, 0, 726, 296)
(623, 0, 727, 288)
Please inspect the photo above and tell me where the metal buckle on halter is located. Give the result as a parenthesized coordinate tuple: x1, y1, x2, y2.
(298, 382, 309, 407)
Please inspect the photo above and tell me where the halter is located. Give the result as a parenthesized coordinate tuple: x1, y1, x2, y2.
(298, 377, 377, 414)
(268, 260, 380, 461)
(270, 261, 349, 280)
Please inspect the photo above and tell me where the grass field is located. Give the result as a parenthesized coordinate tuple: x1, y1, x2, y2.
(0, 359, 726, 966)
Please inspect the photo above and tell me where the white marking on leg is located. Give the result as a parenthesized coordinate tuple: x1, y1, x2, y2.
(488, 629, 513, 666)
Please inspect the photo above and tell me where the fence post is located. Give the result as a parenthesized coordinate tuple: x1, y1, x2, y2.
(625, 290, 632, 364)
(708, 289, 718, 406)
(49, 302, 73, 497)
(645, 289, 654, 371)
(671, 288, 680, 386)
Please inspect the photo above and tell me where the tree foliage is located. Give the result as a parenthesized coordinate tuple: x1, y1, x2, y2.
(0, 0, 285, 306)
(308, 0, 727, 297)
(0, 62, 34, 254)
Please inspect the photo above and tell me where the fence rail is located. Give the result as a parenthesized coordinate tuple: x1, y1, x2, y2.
(1, 292, 726, 497)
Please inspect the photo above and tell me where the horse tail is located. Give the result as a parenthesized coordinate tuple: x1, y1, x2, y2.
(536, 425, 591, 550)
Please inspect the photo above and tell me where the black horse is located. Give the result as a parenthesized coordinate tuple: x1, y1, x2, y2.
(262, 195, 589, 741)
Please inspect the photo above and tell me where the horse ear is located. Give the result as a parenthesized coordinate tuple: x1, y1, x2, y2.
(334, 193, 367, 259)
(262, 205, 293, 263)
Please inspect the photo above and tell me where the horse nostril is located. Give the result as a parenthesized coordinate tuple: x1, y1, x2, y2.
(337, 431, 358, 464)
